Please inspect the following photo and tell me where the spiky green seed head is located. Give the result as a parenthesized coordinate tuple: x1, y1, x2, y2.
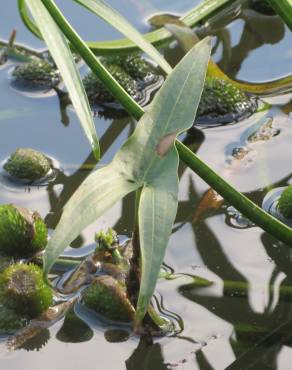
(0, 263, 53, 318)
(83, 64, 139, 104)
(0, 204, 47, 258)
(0, 304, 29, 334)
(83, 276, 135, 322)
(4, 148, 51, 182)
(197, 77, 256, 124)
(12, 59, 59, 88)
(278, 185, 292, 218)
(102, 53, 154, 80)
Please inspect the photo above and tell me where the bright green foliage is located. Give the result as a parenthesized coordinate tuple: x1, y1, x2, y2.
(0, 304, 29, 334)
(196, 77, 257, 125)
(0, 204, 47, 258)
(0, 263, 52, 318)
(4, 148, 51, 182)
(278, 185, 292, 218)
(12, 59, 59, 87)
(83, 276, 135, 322)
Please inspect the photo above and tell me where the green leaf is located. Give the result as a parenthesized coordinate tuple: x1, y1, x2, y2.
(44, 39, 211, 321)
(25, 0, 100, 160)
(73, 0, 172, 74)
(44, 165, 139, 275)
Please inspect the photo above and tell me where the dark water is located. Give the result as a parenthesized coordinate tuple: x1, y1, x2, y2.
(1, 1, 292, 369)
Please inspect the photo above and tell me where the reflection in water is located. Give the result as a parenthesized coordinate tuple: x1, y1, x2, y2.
(217, 8, 285, 79)
(126, 336, 168, 370)
(56, 309, 93, 343)
(17, 328, 50, 352)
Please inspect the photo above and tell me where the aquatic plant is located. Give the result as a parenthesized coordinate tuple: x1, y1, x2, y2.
(0, 204, 47, 258)
(0, 304, 29, 334)
(16, 0, 292, 331)
(4, 148, 51, 182)
(83, 64, 139, 104)
(0, 263, 53, 317)
(83, 54, 161, 106)
(196, 77, 257, 125)
(278, 185, 292, 218)
(12, 58, 59, 88)
(83, 276, 135, 322)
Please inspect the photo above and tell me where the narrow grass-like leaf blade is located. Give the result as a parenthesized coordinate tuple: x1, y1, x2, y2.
(73, 0, 172, 74)
(25, 0, 100, 160)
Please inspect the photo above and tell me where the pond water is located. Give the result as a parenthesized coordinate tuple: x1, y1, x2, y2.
(1, 1, 292, 369)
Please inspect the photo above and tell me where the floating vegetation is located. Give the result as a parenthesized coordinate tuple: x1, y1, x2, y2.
(262, 186, 292, 227)
(0, 263, 52, 318)
(278, 185, 292, 219)
(0, 303, 29, 334)
(194, 77, 258, 127)
(0, 204, 47, 258)
(3, 148, 52, 183)
(11, 58, 60, 89)
(82, 275, 135, 323)
(83, 53, 164, 109)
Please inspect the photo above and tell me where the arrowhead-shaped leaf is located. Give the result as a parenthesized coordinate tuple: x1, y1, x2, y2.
(44, 39, 211, 324)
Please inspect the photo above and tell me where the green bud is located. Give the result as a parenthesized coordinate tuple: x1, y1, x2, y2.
(0, 263, 53, 318)
(278, 185, 292, 218)
(12, 59, 59, 88)
(4, 148, 51, 182)
(0, 204, 47, 258)
(95, 228, 118, 251)
(95, 228, 122, 265)
(83, 276, 135, 322)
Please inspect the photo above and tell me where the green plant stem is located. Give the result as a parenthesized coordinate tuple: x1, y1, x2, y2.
(21, 0, 235, 55)
(42, 0, 141, 118)
(41, 0, 292, 247)
(177, 142, 292, 246)
(267, 0, 292, 31)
